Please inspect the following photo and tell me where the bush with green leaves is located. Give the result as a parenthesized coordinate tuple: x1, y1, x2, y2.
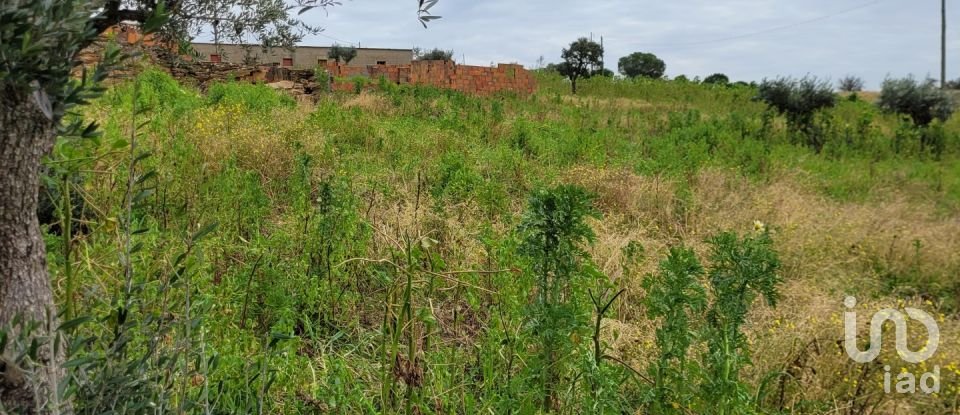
(877, 76, 954, 126)
(757, 76, 836, 150)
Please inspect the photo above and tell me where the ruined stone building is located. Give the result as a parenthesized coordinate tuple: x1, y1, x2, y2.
(191, 43, 413, 69)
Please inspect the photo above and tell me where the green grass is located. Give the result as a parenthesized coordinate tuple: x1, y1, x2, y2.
(38, 68, 960, 414)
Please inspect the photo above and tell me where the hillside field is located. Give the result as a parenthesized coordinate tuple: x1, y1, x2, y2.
(42, 69, 960, 414)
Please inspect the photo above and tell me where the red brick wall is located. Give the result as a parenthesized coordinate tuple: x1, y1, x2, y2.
(322, 61, 536, 96)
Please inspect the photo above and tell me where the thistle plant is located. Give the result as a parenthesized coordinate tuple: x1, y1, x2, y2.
(517, 184, 599, 412)
(702, 231, 782, 414)
(643, 246, 707, 414)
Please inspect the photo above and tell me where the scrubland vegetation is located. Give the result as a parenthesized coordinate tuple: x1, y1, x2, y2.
(35, 68, 960, 413)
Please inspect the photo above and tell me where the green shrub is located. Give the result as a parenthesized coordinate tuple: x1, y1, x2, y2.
(313, 66, 330, 91)
(206, 81, 295, 112)
(350, 75, 370, 94)
(877, 76, 954, 126)
(757, 76, 836, 150)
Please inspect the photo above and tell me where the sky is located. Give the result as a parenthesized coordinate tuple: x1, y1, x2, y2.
(260, 0, 957, 89)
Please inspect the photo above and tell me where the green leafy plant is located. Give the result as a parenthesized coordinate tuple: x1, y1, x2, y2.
(643, 246, 707, 414)
(701, 231, 782, 415)
(640, 231, 782, 415)
(314, 66, 330, 92)
(517, 184, 600, 411)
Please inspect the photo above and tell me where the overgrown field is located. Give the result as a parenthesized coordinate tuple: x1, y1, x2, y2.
(40, 69, 960, 413)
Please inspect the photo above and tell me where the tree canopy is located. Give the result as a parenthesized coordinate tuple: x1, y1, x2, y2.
(557, 37, 603, 94)
(878, 77, 954, 126)
(618, 52, 665, 79)
(703, 73, 730, 85)
(328, 44, 358, 64)
(415, 47, 455, 61)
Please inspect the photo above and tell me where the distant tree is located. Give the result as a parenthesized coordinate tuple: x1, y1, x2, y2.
(592, 68, 614, 78)
(757, 76, 836, 150)
(328, 44, 358, 64)
(838, 76, 865, 92)
(415, 47, 454, 61)
(674, 75, 691, 83)
(557, 37, 604, 94)
(703, 73, 730, 85)
(877, 77, 954, 126)
(618, 52, 665, 79)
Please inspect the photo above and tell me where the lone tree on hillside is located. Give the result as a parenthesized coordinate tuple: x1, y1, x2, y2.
(328, 44, 358, 64)
(618, 52, 666, 79)
(557, 37, 604, 94)
(0, 0, 439, 411)
(838, 76, 865, 92)
(415, 47, 455, 61)
(703, 73, 730, 85)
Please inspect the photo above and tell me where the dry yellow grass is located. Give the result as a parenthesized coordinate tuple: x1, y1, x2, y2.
(568, 165, 960, 413)
(341, 92, 393, 114)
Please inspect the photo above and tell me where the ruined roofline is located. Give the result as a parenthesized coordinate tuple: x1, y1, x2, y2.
(190, 42, 414, 53)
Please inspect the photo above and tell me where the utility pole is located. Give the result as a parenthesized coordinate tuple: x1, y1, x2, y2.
(942, 0, 947, 89)
(600, 35, 604, 73)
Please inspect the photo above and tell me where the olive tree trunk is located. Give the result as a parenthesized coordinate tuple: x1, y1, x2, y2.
(0, 89, 64, 413)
